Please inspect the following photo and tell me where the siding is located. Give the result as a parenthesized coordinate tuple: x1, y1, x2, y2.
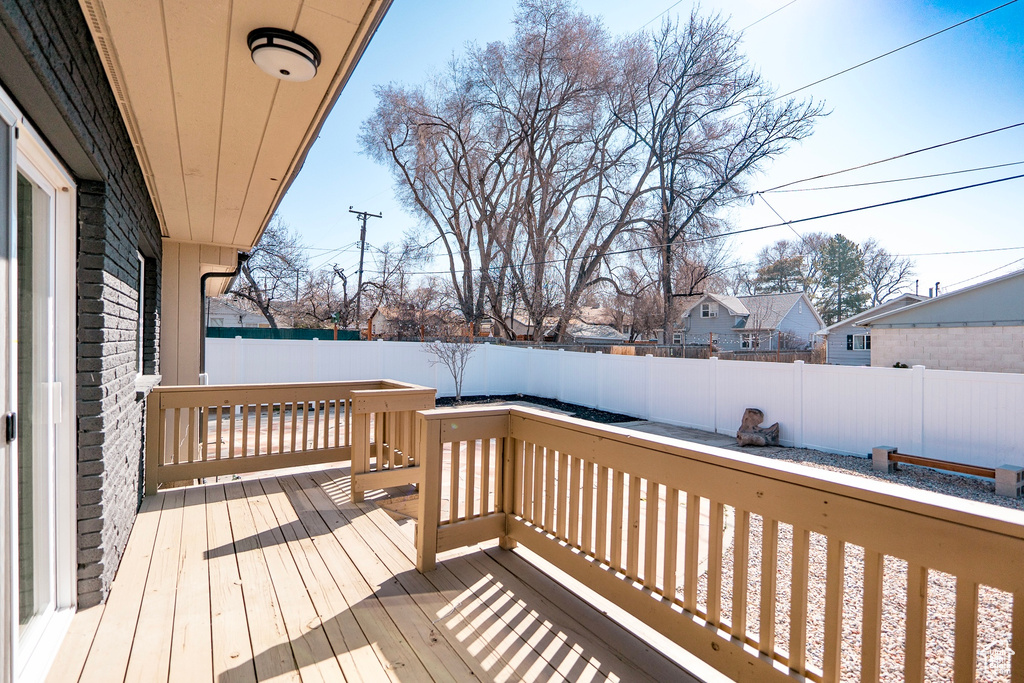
(826, 322, 872, 366)
(778, 300, 821, 349)
(683, 309, 747, 348)
(0, 0, 163, 607)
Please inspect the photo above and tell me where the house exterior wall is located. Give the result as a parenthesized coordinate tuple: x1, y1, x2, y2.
(682, 309, 745, 346)
(871, 325, 1024, 373)
(0, 0, 163, 607)
(778, 300, 821, 348)
(826, 322, 872, 365)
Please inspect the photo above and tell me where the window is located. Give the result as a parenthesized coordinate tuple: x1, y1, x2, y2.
(847, 334, 870, 351)
(137, 252, 144, 375)
(741, 333, 758, 349)
(701, 302, 718, 318)
(672, 332, 682, 344)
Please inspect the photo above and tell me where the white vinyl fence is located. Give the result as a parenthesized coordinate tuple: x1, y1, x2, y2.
(206, 338, 1024, 469)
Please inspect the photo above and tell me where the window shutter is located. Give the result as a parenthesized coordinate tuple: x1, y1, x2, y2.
(847, 334, 854, 351)
(866, 335, 871, 350)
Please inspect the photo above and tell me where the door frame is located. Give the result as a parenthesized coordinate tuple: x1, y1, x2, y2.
(0, 84, 78, 683)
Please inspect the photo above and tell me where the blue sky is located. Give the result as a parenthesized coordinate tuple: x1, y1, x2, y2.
(276, 0, 1024, 294)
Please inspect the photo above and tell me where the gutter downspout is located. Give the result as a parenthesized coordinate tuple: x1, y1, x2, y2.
(200, 252, 250, 378)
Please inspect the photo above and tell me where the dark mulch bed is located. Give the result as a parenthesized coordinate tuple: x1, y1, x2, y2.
(433, 394, 642, 425)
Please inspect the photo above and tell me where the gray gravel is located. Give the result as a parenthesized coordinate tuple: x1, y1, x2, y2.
(676, 441, 1019, 682)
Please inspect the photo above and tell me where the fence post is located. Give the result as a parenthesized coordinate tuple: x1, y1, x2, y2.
(309, 338, 319, 382)
(416, 414, 442, 572)
(793, 360, 805, 448)
(377, 338, 385, 380)
(481, 341, 490, 397)
(911, 365, 925, 454)
(558, 349, 567, 402)
(709, 356, 719, 434)
(595, 351, 604, 410)
(645, 354, 655, 420)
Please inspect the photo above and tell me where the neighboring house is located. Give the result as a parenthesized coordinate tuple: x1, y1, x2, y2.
(862, 270, 1024, 372)
(550, 321, 629, 345)
(676, 292, 824, 350)
(0, 1, 388, 680)
(816, 293, 928, 365)
(207, 297, 268, 328)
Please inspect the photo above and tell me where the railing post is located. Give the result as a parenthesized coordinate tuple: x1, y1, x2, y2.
(144, 391, 163, 496)
(500, 433, 518, 550)
(416, 414, 442, 572)
(351, 410, 370, 503)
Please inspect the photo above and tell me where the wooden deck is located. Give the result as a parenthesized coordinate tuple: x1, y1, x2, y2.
(48, 467, 701, 682)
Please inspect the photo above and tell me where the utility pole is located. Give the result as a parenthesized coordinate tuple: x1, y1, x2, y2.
(348, 206, 382, 331)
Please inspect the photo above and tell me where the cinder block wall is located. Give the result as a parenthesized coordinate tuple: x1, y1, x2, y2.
(0, 0, 163, 606)
(871, 326, 1024, 373)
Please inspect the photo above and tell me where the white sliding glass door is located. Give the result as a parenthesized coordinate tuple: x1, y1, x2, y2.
(0, 89, 77, 683)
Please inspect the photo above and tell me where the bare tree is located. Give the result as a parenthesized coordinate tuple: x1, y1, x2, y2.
(229, 217, 308, 328)
(425, 330, 477, 402)
(862, 238, 915, 306)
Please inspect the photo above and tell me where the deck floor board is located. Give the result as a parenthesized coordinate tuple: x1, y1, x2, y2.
(53, 467, 700, 682)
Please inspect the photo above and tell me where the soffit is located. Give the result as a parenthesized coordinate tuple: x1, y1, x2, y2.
(78, 0, 390, 251)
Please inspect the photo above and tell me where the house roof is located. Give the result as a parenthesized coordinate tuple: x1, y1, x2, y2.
(817, 293, 928, 335)
(565, 322, 629, 342)
(679, 293, 748, 317)
(861, 269, 1024, 328)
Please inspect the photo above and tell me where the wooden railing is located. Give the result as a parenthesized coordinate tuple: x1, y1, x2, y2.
(144, 380, 434, 495)
(416, 406, 1024, 682)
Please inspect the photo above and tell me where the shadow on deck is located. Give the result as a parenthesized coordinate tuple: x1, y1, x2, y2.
(49, 466, 704, 682)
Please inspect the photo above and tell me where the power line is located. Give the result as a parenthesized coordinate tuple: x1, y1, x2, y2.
(774, 0, 1019, 101)
(899, 246, 1024, 257)
(765, 159, 1024, 194)
(360, 171, 1024, 277)
(759, 121, 1024, 193)
(639, 0, 686, 29)
(944, 257, 1024, 289)
(739, 0, 800, 32)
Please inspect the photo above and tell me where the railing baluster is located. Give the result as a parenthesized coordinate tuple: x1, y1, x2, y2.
(241, 404, 249, 457)
(663, 487, 679, 600)
(215, 406, 223, 460)
(596, 465, 609, 562)
(759, 517, 779, 657)
(289, 401, 298, 453)
(643, 479, 659, 589)
(522, 442, 535, 522)
(953, 579, 979, 682)
(254, 404, 262, 456)
(557, 450, 569, 540)
(823, 537, 846, 682)
(610, 470, 624, 569)
(188, 407, 198, 463)
(732, 509, 750, 638)
(626, 474, 642, 580)
(466, 439, 477, 519)
(334, 399, 341, 449)
(544, 447, 556, 532)
(581, 460, 594, 553)
(861, 549, 884, 680)
(568, 455, 581, 548)
(172, 407, 182, 465)
(267, 403, 274, 454)
(228, 404, 236, 459)
(481, 438, 491, 514)
(200, 406, 209, 462)
(790, 526, 811, 674)
(449, 440, 461, 524)
(301, 400, 310, 453)
(684, 493, 700, 611)
(905, 564, 928, 683)
(706, 501, 724, 625)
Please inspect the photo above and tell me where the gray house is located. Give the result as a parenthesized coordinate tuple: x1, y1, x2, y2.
(817, 293, 927, 365)
(862, 270, 1024, 372)
(676, 292, 824, 351)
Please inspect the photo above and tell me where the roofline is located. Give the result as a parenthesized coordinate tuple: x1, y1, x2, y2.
(817, 293, 927, 333)
(860, 269, 1024, 326)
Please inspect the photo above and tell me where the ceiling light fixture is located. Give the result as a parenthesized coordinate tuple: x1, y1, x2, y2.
(247, 28, 321, 82)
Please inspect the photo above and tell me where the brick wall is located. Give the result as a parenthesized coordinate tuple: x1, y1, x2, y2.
(871, 325, 1024, 373)
(0, 0, 163, 606)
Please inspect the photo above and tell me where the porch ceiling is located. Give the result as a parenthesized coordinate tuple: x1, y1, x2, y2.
(78, 0, 390, 251)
